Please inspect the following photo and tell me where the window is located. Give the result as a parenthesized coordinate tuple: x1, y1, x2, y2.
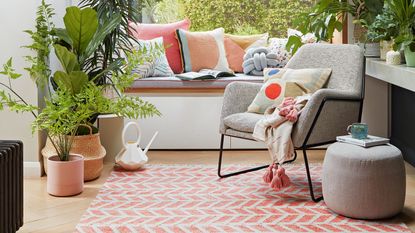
(143, 0, 315, 37)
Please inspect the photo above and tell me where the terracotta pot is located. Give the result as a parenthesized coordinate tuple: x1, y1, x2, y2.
(42, 126, 106, 181)
(47, 154, 84, 197)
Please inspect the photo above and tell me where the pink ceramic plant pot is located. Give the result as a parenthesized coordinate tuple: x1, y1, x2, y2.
(47, 154, 84, 197)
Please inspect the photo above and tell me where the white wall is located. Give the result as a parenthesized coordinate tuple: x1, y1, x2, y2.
(0, 0, 69, 162)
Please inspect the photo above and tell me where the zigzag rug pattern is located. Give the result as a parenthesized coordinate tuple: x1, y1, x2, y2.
(76, 164, 410, 233)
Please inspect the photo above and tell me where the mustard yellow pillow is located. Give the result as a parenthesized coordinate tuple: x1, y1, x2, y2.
(225, 33, 269, 51)
(247, 68, 332, 113)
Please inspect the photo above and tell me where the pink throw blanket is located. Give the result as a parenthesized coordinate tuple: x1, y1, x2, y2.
(252, 95, 309, 191)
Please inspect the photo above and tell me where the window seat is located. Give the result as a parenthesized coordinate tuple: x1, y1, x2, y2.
(125, 73, 263, 93)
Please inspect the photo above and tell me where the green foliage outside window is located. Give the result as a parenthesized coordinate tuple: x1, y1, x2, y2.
(148, 0, 315, 37)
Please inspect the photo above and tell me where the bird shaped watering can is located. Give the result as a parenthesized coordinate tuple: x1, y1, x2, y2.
(115, 122, 158, 170)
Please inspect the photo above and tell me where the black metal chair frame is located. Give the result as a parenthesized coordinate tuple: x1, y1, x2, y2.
(218, 60, 366, 203)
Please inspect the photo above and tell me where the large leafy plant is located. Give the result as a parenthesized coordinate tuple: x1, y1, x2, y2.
(286, 0, 384, 54)
(78, 0, 141, 81)
(388, 0, 415, 52)
(0, 4, 160, 161)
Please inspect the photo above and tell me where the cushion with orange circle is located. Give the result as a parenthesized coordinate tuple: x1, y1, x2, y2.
(247, 67, 332, 113)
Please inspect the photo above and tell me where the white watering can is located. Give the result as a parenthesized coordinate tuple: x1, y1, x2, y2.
(115, 122, 158, 170)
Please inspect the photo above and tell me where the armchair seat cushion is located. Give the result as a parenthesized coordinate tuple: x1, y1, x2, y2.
(223, 112, 264, 133)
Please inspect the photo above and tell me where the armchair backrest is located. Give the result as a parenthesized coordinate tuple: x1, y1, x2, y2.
(286, 44, 364, 97)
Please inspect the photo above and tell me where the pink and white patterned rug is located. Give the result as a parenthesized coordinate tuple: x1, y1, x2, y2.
(76, 164, 410, 233)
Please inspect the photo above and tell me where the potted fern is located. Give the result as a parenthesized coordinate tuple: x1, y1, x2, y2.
(0, 5, 160, 196)
(389, 0, 415, 67)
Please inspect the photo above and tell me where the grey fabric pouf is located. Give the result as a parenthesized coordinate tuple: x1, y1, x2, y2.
(323, 142, 406, 219)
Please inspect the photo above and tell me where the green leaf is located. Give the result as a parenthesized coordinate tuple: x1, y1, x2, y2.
(0, 58, 22, 79)
(69, 71, 89, 94)
(286, 35, 303, 54)
(54, 44, 80, 73)
(83, 13, 122, 60)
(54, 28, 73, 46)
(53, 70, 88, 94)
(63, 6, 98, 55)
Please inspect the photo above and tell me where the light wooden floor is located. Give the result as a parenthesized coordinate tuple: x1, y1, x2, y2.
(18, 150, 415, 233)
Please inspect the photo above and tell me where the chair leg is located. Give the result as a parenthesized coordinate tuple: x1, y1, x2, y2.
(302, 148, 323, 202)
(217, 134, 269, 178)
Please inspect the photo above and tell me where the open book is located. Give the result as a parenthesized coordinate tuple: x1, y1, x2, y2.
(176, 69, 235, 81)
(336, 135, 390, 148)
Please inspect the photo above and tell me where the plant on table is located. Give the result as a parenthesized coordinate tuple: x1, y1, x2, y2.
(388, 0, 415, 66)
(367, 3, 400, 59)
(286, 0, 384, 54)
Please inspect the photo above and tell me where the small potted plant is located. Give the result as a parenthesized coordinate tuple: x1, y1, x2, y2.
(367, 4, 399, 60)
(389, 0, 415, 67)
(0, 5, 160, 196)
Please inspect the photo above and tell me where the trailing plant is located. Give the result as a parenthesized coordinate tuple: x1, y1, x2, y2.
(0, 5, 161, 161)
(286, 0, 384, 54)
(367, 4, 399, 41)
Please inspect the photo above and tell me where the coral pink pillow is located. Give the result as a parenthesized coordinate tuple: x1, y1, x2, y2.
(129, 19, 191, 74)
(224, 38, 245, 73)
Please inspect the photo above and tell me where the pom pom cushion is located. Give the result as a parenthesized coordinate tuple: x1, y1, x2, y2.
(247, 68, 332, 113)
(225, 33, 269, 51)
(129, 37, 174, 78)
(129, 19, 191, 74)
(176, 28, 231, 72)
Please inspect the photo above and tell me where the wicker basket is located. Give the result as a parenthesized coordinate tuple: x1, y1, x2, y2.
(42, 125, 106, 181)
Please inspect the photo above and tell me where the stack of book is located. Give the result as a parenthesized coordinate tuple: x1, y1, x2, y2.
(336, 135, 390, 148)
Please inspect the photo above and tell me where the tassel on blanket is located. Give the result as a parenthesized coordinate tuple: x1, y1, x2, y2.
(286, 109, 299, 122)
(270, 166, 291, 191)
(278, 97, 300, 122)
(263, 164, 275, 183)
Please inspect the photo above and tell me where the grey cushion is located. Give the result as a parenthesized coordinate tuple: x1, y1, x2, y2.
(323, 143, 406, 219)
(129, 73, 263, 90)
(223, 112, 263, 133)
(220, 82, 262, 134)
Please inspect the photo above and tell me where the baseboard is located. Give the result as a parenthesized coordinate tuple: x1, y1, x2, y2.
(24, 161, 41, 178)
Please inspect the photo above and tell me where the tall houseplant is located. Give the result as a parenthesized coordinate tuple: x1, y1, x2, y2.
(0, 4, 160, 196)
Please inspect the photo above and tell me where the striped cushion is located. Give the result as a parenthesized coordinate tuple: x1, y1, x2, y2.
(176, 28, 231, 72)
(129, 19, 191, 74)
(131, 37, 174, 78)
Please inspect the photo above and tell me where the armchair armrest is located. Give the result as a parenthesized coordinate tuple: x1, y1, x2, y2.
(219, 82, 262, 134)
(292, 88, 363, 147)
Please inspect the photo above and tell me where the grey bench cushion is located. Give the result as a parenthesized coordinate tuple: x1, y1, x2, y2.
(129, 73, 263, 90)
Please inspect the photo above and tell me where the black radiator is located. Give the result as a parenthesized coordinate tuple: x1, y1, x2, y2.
(0, 140, 23, 233)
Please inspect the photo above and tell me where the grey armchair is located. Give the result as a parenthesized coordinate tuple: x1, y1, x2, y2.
(218, 44, 365, 202)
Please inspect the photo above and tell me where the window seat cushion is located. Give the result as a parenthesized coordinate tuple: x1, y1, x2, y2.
(126, 73, 263, 92)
